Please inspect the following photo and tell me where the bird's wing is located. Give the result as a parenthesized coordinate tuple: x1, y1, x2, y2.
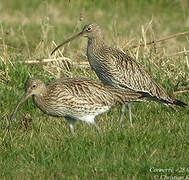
(101, 47, 173, 103)
(48, 78, 144, 107)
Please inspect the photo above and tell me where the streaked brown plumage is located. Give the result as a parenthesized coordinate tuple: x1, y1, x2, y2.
(9, 78, 145, 134)
(51, 23, 187, 124)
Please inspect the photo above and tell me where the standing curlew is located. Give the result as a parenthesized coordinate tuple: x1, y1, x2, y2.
(51, 23, 187, 125)
(9, 78, 145, 134)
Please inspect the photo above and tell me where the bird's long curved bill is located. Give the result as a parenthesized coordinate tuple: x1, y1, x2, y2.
(51, 31, 83, 55)
(8, 92, 31, 131)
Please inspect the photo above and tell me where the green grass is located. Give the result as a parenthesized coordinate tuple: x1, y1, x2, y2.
(0, 0, 189, 179)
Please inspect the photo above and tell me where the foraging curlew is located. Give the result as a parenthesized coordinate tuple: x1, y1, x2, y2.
(9, 78, 145, 134)
(51, 23, 187, 125)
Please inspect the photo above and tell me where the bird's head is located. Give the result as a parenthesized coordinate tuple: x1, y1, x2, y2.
(8, 78, 46, 130)
(51, 23, 104, 55)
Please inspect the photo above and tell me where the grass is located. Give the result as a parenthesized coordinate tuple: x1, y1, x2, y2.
(0, 0, 189, 179)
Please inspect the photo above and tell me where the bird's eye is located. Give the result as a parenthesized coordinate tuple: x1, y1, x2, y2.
(32, 84, 36, 88)
(87, 26, 92, 31)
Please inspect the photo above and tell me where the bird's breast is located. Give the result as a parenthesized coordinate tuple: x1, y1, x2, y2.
(33, 96, 66, 117)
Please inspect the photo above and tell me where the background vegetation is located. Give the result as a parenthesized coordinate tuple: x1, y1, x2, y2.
(0, 0, 189, 179)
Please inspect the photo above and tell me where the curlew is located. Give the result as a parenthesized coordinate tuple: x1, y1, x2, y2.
(9, 78, 145, 134)
(51, 23, 187, 125)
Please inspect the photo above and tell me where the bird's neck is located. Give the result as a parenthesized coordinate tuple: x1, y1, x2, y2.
(32, 88, 48, 109)
(87, 36, 105, 51)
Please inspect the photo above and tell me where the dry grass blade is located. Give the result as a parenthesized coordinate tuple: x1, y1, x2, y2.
(17, 57, 71, 64)
(174, 90, 189, 94)
(16, 57, 89, 68)
(184, 47, 189, 70)
(22, 27, 31, 58)
(0, 25, 12, 83)
(165, 49, 189, 57)
(131, 31, 189, 49)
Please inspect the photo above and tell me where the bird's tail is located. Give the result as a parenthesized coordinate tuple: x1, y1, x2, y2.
(173, 99, 187, 108)
(138, 91, 187, 108)
(163, 99, 187, 112)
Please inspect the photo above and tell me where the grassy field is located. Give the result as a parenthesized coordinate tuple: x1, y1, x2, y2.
(0, 0, 189, 179)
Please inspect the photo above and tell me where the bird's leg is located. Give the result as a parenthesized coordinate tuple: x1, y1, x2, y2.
(128, 103, 133, 127)
(91, 122, 102, 136)
(120, 103, 133, 127)
(119, 104, 126, 124)
(67, 118, 76, 134)
(88, 120, 102, 136)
